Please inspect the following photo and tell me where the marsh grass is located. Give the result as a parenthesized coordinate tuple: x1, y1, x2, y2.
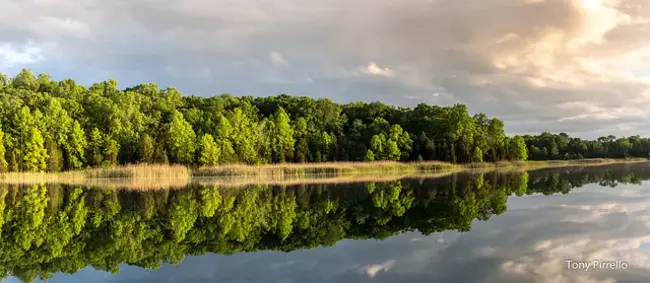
(0, 164, 191, 190)
(83, 164, 191, 179)
(464, 158, 644, 169)
(192, 171, 458, 188)
(0, 158, 645, 190)
(192, 161, 459, 178)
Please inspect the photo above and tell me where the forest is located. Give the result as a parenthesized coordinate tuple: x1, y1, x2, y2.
(0, 69, 648, 172)
(0, 164, 648, 282)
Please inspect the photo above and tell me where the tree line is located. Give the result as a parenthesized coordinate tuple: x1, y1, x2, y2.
(523, 133, 650, 160)
(1, 164, 649, 282)
(0, 69, 647, 172)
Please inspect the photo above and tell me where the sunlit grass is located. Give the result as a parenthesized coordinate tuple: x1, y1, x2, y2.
(0, 158, 645, 190)
(192, 161, 459, 177)
(464, 158, 644, 169)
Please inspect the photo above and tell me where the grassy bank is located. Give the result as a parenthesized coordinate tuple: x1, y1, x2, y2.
(0, 164, 192, 190)
(0, 158, 646, 190)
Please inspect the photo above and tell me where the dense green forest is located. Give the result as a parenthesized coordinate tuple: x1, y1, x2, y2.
(0, 164, 648, 282)
(0, 69, 648, 172)
(524, 133, 650, 160)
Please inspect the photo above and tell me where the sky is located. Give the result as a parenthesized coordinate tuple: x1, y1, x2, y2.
(0, 0, 649, 139)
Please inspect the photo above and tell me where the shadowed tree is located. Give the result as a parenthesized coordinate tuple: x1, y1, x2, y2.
(0, 126, 7, 172)
(139, 134, 155, 164)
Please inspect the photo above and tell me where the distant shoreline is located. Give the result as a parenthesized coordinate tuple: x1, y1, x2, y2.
(0, 158, 646, 190)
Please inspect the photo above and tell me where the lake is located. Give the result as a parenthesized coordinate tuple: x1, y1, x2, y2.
(2, 163, 650, 283)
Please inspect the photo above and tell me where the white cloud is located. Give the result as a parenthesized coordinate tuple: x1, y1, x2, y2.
(495, 188, 650, 283)
(0, 42, 44, 68)
(269, 51, 288, 66)
(361, 260, 396, 278)
(363, 62, 395, 77)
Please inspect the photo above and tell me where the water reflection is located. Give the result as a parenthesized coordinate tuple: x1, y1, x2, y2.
(1, 163, 650, 282)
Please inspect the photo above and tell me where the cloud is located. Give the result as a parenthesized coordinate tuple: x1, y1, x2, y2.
(0, 42, 44, 68)
(361, 260, 396, 278)
(0, 0, 649, 137)
(363, 63, 395, 77)
(28, 17, 90, 38)
(269, 51, 288, 66)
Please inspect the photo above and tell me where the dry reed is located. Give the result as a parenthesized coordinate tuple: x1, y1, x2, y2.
(0, 158, 645, 190)
(192, 161, 458, 178)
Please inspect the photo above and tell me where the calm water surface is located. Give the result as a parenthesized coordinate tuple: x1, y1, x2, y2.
(3, 163, 650, 283)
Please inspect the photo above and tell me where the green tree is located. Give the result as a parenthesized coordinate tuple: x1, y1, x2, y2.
(12, 106, 37, 171)
(198, 134, 221, 166)
(139, 134, 155, 163)
(103, 136, 120, 166)
(472, 147, 483, 163)
(227, 108, 259, 164)
(23, 128, 49, 172)
(65, 120, 87, 169)
(0, 126, 7, 172)
(214, 114, 237, 164)
(11, 69, 39, 91)
(291, 117, 309, 161)
(88, 128, 104, 166)
(370, 135, 384, 159)
(0, 69, 647, 169)
(316, 132, 334, 162)
(8, 152, 18, 172)
(509, 136, 528, 161)
(270, 107, 295, 163)
(154, 143, 169, 164)
(167, 111, 196, 164)
(45, 139, 63, 172)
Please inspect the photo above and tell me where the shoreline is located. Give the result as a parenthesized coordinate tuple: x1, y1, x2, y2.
(0, 158, 646, 190)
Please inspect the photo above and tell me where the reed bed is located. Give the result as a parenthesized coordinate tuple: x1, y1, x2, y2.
(192, 171, 458, 188)
(0, 164, 191, 190)
(0, 158, 645, 190)
(192, 161, 458, 178)
(83, 164, 191, 179)
(464, 158, 646, 169)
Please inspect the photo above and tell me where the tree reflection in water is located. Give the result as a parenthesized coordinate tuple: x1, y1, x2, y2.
(0, 163, 649, 282)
